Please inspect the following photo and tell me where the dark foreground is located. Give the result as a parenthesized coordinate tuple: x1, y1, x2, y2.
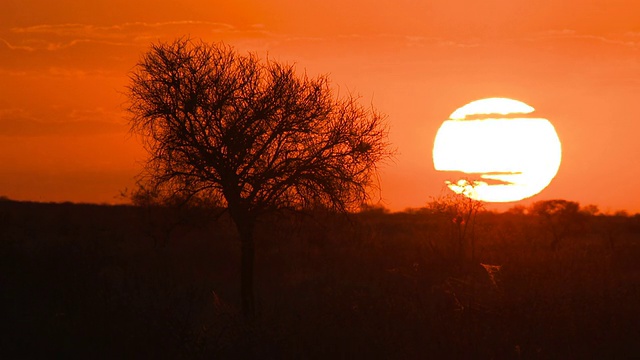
(1, 200, 639, 359)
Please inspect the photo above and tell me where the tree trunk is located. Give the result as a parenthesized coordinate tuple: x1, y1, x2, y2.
(550, 233, 561, 251)
(225, 188, 257, 320)
(237, 221, 256, 320)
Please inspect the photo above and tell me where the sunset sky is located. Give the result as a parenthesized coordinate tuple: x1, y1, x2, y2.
(2, 0, 640, 213)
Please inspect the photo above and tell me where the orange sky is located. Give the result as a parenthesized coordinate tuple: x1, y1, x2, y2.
(2, 0, 640, 213)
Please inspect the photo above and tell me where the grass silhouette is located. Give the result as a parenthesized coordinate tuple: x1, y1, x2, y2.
(0, 199, 639, 358)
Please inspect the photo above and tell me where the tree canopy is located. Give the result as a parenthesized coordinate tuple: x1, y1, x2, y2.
(128, 38, 391, 218)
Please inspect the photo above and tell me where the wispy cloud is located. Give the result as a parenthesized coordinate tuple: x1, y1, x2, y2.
(3, 21, 264, 52)
(0, 20, 275, 76)
(435, 40, 481, 48)
(0, 37, 36, 51)
(0, 108, 126, 137)
(11, 21, 236, 37)
(531, 29, 640, 49)
(4, 20, 493, 54)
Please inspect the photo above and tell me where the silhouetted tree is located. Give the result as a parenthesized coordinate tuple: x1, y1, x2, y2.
(530, 199, 584, 250)
(427, 181, 484, 263)
(127, 38, 392, 319)
(592, 212, 629, 251)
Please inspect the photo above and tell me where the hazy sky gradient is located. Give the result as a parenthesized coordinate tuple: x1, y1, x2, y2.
(2, 0, 640, 212)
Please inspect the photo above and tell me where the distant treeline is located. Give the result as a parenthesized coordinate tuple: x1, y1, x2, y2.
(1, 199, 639, 358)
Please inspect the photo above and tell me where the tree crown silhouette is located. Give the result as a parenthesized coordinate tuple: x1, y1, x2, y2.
(129, 39, 391, 215)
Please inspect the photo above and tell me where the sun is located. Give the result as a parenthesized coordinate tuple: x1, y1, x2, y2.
(432, 98, 562, 202)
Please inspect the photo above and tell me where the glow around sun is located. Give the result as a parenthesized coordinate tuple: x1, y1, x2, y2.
(433, 98, 562, 202)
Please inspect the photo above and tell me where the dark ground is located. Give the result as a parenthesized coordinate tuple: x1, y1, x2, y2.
(1, 199, 639, 359)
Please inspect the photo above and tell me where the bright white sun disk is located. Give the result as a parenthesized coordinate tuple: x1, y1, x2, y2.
(433, 98, 562, 202)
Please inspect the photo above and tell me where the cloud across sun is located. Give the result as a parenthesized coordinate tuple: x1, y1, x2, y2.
(433, 98, 562, 202)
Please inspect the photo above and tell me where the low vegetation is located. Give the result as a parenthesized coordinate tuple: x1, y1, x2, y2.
(1, 199, 639, 358)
